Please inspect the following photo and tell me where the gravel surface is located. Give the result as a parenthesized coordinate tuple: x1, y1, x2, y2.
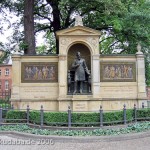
(0, 131, 150, 150)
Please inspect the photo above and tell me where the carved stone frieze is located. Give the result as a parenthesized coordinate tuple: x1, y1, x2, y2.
(86, 37, 98, 50)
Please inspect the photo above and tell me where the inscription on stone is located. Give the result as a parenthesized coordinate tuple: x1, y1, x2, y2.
(73, 102, 88, 111)
(75, 103, 86, 109)
(20, 87, 57, 99)
(101, 86, 137, 98)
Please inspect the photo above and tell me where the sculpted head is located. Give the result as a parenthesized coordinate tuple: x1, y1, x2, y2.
(76, 51, 81, 59)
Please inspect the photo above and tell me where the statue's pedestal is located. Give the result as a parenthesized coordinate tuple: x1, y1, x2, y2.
(72, 95, 89, 100)
(72, 95, 102, 111)
(57, 94, 102, 112)
(72, 95, 88, 111)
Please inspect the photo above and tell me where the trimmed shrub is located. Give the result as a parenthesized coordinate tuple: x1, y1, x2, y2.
(0, 99, 10, 104)
(5, 110, 26, 123)
(44, 112, 68, 126)
(72, 112, 99, 126)
(103, 111, 123, 124)
(126, 109, 134, 122)
(0, 103, 11, 118)
(4, 108, 149, 126)
(29, 111, 68, 126)
(29, 111, 41, 124)
(137, 108, 150, 120)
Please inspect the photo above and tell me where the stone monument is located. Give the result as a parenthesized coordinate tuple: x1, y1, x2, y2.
(10, 16, 148, 111)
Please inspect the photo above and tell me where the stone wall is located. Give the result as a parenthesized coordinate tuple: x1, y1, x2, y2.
(11, 55, 59, 110)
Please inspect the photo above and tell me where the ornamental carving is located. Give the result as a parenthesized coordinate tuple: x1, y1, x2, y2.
(87, 37, 98, 50)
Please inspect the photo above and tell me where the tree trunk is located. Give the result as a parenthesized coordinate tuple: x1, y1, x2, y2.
(46, 0, 61, 54)
(24, 0, 36, 54)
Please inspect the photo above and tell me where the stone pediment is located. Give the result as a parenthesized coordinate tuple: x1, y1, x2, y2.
(56, 26, 101, 39)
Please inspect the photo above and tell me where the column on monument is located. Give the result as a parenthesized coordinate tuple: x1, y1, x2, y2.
(92, 54, 100, 98)
(11, 54, 21, 100)
(136, 52, 147, 100)
(58, 54, 67, 98)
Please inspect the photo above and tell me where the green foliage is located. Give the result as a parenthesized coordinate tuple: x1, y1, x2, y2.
(71, 110, 133, 126)
(98, 0, 150, 54)
(103, 109, 133, 124)
(126, 109, 134, 121)
(0, 50, 10, 64)
(72, 113, 99, 126)
(36, 31, 56, 54)
(145, 58, 150, 86)
(0, 99, 10, 104)
(6, 110, 27, 123)
(4, 108, 150, 126)
(36, 45, 47, 54)
(137, 108, 150, 120)
(103, 111, 123, 123)
(28, 111, 68, 126)
(29, 111, 40, 124)
(0, 100, 11, 118)
(44, 112, 68, 126)
(1, 0, 150, 55)
(19, 42, 28, 51)
(0, 122, 150, 136)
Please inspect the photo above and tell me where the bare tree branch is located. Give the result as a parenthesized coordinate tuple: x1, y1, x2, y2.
(34, 12, 51, 22)
(35, 25, 51, 33)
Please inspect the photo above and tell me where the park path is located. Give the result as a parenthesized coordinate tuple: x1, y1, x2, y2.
(0, 131, 150, 150)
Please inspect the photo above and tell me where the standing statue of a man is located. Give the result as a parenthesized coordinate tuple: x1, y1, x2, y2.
(72, 51, 90, 94)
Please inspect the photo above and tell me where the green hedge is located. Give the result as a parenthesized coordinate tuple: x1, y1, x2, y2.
(29, 111, 41, 124)
(29, 111, 68, 126)
(72, 113, 99, 126)
(6, 110, 27, 123)
(44, 112, 68, 126)
(137, 108, 150, 120)
(0, 103, 11, 108)
(4, 109, 150, 126)
(0, 99, 10, 104)
(0, 103, 11, 118)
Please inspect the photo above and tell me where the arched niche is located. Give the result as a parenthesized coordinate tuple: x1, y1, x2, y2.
(67, 43, 91, 94)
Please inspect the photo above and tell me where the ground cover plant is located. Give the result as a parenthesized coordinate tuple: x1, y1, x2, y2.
(0, 122, 150, 136)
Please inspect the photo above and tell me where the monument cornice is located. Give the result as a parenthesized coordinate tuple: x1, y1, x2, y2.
(58, 54, 67, 60)
(56, 26, 101, 39)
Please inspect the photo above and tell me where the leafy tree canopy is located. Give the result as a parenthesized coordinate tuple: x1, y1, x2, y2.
(0, 0, 150, 84)
(0, 0, 149, 55)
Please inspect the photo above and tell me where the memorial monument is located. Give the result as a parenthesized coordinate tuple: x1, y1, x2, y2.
(10, 16, 147, 111)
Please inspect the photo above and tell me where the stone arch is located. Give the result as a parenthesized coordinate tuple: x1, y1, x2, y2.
(67, 43, 91, 94)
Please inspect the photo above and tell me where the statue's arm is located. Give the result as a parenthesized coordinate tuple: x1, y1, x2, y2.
(83, 59, 90, 75)
(72, 60, 79, 68)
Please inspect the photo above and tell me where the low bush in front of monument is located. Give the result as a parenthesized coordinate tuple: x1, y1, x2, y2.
(136, 108, 150, 121)
(103, 109, 134, 125)
(71, 112, 99, 126)
(5, 110, 27, 123)
(5, 111, 68, 126)
(0, 101, 11, 118)
(71, 109, 134, 126)
(5, 108, 150, 126)
(30, 111, 68, 126)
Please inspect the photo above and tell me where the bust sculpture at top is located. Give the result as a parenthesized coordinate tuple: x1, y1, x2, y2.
(72, 51, 90, 94)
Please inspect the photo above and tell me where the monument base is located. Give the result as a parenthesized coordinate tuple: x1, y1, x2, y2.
(11, 97, 147, 111)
